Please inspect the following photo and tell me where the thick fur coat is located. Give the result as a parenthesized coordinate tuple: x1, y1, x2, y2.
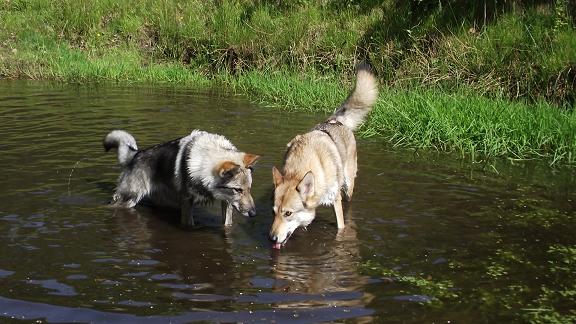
(104, 130, 259, 226)
(270, 64, 378, 248)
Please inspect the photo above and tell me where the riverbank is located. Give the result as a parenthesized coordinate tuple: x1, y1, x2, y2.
(1, 0, 575, 164)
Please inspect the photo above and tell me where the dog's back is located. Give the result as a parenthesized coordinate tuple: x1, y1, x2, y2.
(281, 63, 378, 201)
(108, 134, 182, 208)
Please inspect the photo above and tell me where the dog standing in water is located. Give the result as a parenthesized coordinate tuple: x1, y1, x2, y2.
(270, 64, 378, 248)
(104, 129, 260, 226)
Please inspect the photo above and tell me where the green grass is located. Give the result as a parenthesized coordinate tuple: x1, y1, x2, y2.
(369, 90, 576, 164)
(0, 0, 575, 164)
(1, 0, 574, 100)
(231, 71, 576, 164)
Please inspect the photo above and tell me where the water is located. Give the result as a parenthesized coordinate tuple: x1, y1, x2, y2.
(0, 81, 574, 323)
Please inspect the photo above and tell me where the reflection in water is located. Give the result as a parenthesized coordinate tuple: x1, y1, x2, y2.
(270, 206, 374, 315)
(111, 207, 236, 291)
(105, 206, 375, 320)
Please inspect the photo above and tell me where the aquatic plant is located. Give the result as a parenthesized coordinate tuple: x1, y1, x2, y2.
(360, 260, 458, 303)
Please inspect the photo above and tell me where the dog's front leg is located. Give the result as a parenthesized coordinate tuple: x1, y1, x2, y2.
(221, 201, 234, 226)
(180, 198, 195, 227)
(333, 194, 345, 229)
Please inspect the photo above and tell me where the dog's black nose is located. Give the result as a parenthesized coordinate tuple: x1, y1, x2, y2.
(248, 208, 257, 217)
(269, 233, 278, 242)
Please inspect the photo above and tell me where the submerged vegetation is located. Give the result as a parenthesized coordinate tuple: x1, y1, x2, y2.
(0, 0, 575, 163)
(361, 260, 459, 303)
(362, 196, 576, 323)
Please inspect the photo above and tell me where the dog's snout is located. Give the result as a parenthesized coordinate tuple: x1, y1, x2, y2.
(248, 208, 257, 217)
(269, 233, 278, 242)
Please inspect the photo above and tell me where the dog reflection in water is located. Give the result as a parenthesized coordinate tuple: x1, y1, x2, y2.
(269, 208, 374, 316)
(110, 207, 236, 288)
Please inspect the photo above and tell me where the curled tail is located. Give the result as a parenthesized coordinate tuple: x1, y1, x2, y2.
(329, 63, 379, 131)
(103, 130, 138, 166)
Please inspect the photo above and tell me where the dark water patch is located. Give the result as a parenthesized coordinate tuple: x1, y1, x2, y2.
(0, 81, 573, 323)
(0, 296, 372, 323)
(58, 194, 98, 206)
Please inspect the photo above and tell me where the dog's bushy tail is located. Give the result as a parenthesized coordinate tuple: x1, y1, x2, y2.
(103, 130, 138, 166)
(329, 63, 378, 131)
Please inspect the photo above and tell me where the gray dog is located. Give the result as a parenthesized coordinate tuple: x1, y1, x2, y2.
(104, 130, 260, 226)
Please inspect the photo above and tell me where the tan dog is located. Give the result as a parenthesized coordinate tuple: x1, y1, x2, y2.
(270, 64, 378, 248)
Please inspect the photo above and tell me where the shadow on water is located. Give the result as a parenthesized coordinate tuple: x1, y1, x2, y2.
(0, 81, 574, 323)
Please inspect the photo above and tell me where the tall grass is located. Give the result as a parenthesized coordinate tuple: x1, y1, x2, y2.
(231, 71, 576, 164)
(369, 90, 576, 164)
(2, 1, 573, 102)
(0, 0, 575, 164)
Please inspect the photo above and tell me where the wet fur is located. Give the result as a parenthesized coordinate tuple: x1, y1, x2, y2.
(270, 64, 378, 246)
(104, 130, 259, 226)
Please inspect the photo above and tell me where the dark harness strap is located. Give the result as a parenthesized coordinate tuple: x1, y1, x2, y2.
(314, 121, 343, 144)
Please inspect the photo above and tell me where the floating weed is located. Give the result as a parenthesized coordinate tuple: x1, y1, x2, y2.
(361, 260, 459, 303)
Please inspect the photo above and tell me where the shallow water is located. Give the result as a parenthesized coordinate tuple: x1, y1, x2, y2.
(0, 81, 574, 323)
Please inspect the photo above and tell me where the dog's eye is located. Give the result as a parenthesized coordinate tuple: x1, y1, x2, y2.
(222, 186, 243, 193)
(284, 211, 292, 217)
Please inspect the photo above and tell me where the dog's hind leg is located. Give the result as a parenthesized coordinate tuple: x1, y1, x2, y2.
(111, 192, 124, 206)
(111, 173, 147, 208)
(333, 194, 345, 229)
(343, 177, 355, 202)
(180, 198, 195, 227)
(111, 192, 139, 208)
(221, 201, 234, 226)
(343, 154, 357, 202)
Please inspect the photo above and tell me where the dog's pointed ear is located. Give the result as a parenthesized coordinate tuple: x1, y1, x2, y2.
(272, 166, 283, 187)
(217, 161, 240, 179)
(297, 171, 314, 200)
(243, 154, 260, 168)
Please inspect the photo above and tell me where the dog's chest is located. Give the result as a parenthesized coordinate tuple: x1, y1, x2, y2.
(187, 181, 215, 205)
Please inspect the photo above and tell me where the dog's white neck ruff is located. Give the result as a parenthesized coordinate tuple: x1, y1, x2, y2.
(174, 130, 240, 189)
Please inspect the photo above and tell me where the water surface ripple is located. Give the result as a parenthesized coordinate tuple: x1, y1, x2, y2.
(0, 81, 574, 323)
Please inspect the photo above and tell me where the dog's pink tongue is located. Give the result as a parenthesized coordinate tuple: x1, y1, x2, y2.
(272, 243, 282, 250)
